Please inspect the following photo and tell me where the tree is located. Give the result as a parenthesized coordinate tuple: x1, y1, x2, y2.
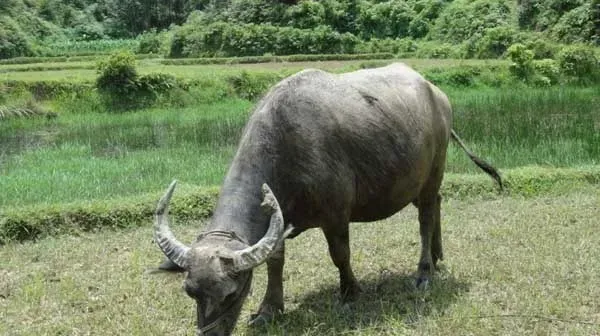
(110, 0, 194, 36)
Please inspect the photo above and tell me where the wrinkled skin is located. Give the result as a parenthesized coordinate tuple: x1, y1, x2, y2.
(152, 63, 502, 335)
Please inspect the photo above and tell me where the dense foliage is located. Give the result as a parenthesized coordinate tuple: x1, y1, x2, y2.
(0, 0, 598, 59)
(96, 51, 185, 110)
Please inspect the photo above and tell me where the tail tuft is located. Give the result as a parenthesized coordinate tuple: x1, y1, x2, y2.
(451, 129, 503, 191)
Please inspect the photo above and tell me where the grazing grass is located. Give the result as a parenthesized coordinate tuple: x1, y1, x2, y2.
(1, 189, 599, 335)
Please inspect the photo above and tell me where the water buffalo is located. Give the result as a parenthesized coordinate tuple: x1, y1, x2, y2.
(152, 63, 502, 335)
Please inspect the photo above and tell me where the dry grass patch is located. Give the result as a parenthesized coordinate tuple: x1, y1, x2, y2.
(1, 188, 599, 335)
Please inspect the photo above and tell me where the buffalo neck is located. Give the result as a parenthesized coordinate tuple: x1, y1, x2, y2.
(206, 120, 277, 246)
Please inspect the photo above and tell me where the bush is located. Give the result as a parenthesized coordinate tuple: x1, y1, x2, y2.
(96, 51, 139, 109)
(355, 38, 418, 55)
(96, 51, 187, 110)
(137, 29, 163, 54)
(551, 3, 597, 44)
(0, 22, 35, 59)
(226, 71, 284, 100)
(285, 0, 326, 29)
(532, 58, 560, 85)
(136, 72, 184, 105)
(429, 0, 512, 43)
(415, 42, 459, 59)
(556, 45, 599, 82)
(169, 22, 359, 57)
(523, 37, 560, 59)
(507, 43, 534, 80)
(357, 1, 416, 39)
(474, 26, 517, 59)
(423, 66, 482, 87)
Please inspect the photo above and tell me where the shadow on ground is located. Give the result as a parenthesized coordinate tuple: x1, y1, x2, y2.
(246, 268, 469, 335)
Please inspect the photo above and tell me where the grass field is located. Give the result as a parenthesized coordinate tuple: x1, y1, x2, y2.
(1, 57, 599, 335)
(0, 58, 505, 82)
(1, 188, 599, 335)
(1, 84, 598, 207)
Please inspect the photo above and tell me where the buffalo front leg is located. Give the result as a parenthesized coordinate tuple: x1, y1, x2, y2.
(248, 243, 285, 326)
(323, 225, 362, 301)
(416, 193, 442, 288)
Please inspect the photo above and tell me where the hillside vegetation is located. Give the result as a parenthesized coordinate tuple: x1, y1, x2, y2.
(1, 0, 598, 59)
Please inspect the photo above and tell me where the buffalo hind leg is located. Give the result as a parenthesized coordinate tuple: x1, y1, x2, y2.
(416, 192, 442, 288)
(249, 243, 285, 326)
(323, 225, 362, 301)
(431, 194, 443, 268)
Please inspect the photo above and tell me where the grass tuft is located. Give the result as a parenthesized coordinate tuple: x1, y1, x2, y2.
(0, 101, 57, 120)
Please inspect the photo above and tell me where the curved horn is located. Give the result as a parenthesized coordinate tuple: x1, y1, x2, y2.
(154, 180, 190, 269)
(232, 183, 285, 272)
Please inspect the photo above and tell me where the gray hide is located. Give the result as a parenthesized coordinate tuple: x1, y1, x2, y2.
(153, 63, 503, 336)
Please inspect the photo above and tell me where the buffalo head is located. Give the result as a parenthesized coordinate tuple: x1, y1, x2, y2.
(153, 181, 287, 335)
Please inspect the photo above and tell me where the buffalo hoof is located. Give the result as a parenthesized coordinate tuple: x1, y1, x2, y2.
(341, 285, 362, 302)
(247, 312, 275, 327)
(157, 259, 186, 273)
(415, 276, 430, 290)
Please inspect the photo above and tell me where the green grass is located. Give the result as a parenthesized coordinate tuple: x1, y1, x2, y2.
(1, 189, 599, 335)
(0, 58, 506, 82)
(1, 85, 599, 207)
(0, 100, 251, 207)
(445, 85, 600, 173)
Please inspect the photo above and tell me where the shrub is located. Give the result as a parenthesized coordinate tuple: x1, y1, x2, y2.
(524, 37, 560, 59)
(556, 45, 599, 82)
(355, 38, 418, 55)
(415, 42, 459, 59)
(429, 0, 512, 43)
(96, 51, 139, 110)
(532, 59, 560, 85)
(423, 66, 482, 87)
(506, 43, 534, 80)
(221, 0, 288, 26)
(137, 29, 163, 54)
(284, 0, 326, 29)
(95, 51, 187, 110)
(169, 22, 359, 57)
(474, 26, 517, 59)
(226, 71, 283, 101)
(136, 72, 183, 105)
(550, 2, 597, 44)
(0, 23, 34, 59)
(357, 1, 416, 39)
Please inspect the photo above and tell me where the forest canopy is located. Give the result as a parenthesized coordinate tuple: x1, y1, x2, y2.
(0, 0, 598, 58)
